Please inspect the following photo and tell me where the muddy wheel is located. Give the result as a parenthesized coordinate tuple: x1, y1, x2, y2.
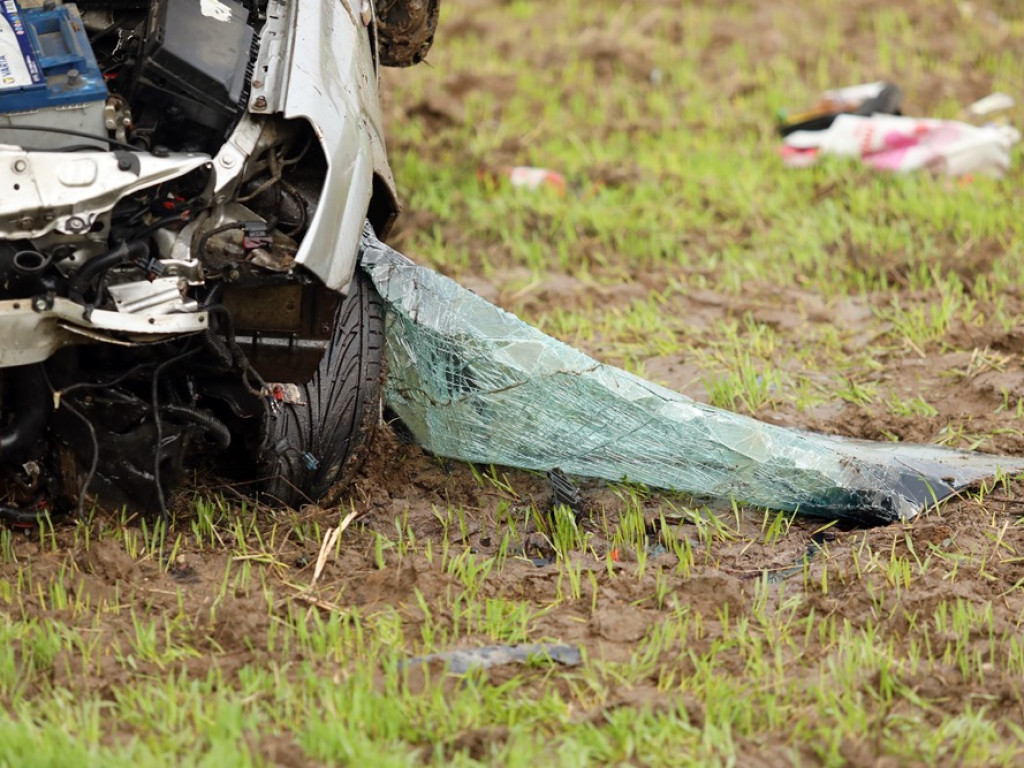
(376, 0, 440, 67)
(257, 270, 384, 507)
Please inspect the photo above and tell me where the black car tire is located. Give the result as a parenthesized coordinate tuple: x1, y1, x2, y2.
(257, 269, 384, 507)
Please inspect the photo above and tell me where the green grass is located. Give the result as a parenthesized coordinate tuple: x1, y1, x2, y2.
(384, 0, 1024, 425)
(6, 491, 1024, 765)
(5, 0, 1024, 764)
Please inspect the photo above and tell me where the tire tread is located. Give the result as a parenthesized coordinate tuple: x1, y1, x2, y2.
(258, 270, 384, 507)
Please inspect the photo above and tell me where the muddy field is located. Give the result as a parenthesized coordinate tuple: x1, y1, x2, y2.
(4, 0, 1024, 765)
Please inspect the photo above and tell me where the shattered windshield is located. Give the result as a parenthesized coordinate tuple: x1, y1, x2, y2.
(362, 228, 1024, 524)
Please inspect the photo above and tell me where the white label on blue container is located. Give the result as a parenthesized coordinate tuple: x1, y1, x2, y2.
(0, 0, 41, 91)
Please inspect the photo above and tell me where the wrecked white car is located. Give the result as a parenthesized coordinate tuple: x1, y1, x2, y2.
(3, 0, 1019, 528)
(0, 0, 436, 519)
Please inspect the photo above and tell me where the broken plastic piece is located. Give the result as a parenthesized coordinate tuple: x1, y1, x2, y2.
(403, 643, 583, 674)
(361, 228, 1024, 524)
(778, 81, 903, 137)
(478, 165, 569, 196)
(242, 221, 273, 251)
(548, 468, 583, 514)
(965, 92, 1015, 122)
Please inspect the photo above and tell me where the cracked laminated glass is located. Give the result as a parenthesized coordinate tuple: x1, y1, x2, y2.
(361, 228, 1024, 524)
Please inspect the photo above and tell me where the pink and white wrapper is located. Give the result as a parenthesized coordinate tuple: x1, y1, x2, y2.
(782, 114, 1020, 178)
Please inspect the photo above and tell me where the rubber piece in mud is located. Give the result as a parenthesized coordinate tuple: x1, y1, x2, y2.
(257, 270, 384, 507)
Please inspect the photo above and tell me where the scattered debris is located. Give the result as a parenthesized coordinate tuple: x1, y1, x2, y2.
(168, 554, 200, 584)
(361, 227, 1024, 524)
(480, 165, 568, 195)
(964, 92, 1015, 123)
(783, 113, 1020, 177)
(548, 468, 583, 515)
(758, 530, 836, 584)
(778, 80, 903, 136)
(403, 643, 582, 674)
(780, 84, 1019, 177)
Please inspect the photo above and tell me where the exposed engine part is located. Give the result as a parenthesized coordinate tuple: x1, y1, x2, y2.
(104, 95, 134, 144)
(52, 382, 228, 512)
(195, 204, 298, 274)
(68, 238, 150, 304)
(107, 276, 197, 314)
(129, 0, 257, 135)
(0, 148, 211, 239)
(0, 0, 403, 520)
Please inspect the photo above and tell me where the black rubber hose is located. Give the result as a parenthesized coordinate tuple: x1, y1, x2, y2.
(0, 365, 48, 465)
(200, 282, 224, 309)
(203, 304, 269, 397)
(202, 303, 250, 374)
(201, 303, 238, 370)
(161, 405, 232, 450)
(68, 240, 149, 304)
(202, 327, 235, 369)
(12, 250, 51, 276)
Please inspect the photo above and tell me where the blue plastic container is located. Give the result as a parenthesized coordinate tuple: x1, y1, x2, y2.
(0, 0, 107, 114)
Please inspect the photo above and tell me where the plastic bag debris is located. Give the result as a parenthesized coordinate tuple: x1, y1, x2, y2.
(361, 229, 1024, 524)
(964, 92, 1015, 122)
(778, 81, 903, 136)
(479, 165, 568, 195)
(402, 643, 582, 674)
(782, 113, 1020, 177)
(821, 81, 900, 113)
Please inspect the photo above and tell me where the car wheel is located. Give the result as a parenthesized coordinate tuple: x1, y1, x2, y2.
(257, 269, 384, 507)
(376, 0, 440, 67)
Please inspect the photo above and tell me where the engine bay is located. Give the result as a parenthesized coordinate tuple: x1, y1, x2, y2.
(1, 0, 257, 151)
(0, 0, 362, 518)
(0, 0, 329, 341)
(0, 0, 361, 425)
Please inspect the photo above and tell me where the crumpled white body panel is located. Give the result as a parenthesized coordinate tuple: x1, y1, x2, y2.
(250, 0, 395, 292)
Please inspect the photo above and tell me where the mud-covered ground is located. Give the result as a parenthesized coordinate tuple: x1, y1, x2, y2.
(5, 0, 1024, 765)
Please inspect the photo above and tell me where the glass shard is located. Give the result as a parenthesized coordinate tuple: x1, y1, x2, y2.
(361, 228, 1024, 524)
